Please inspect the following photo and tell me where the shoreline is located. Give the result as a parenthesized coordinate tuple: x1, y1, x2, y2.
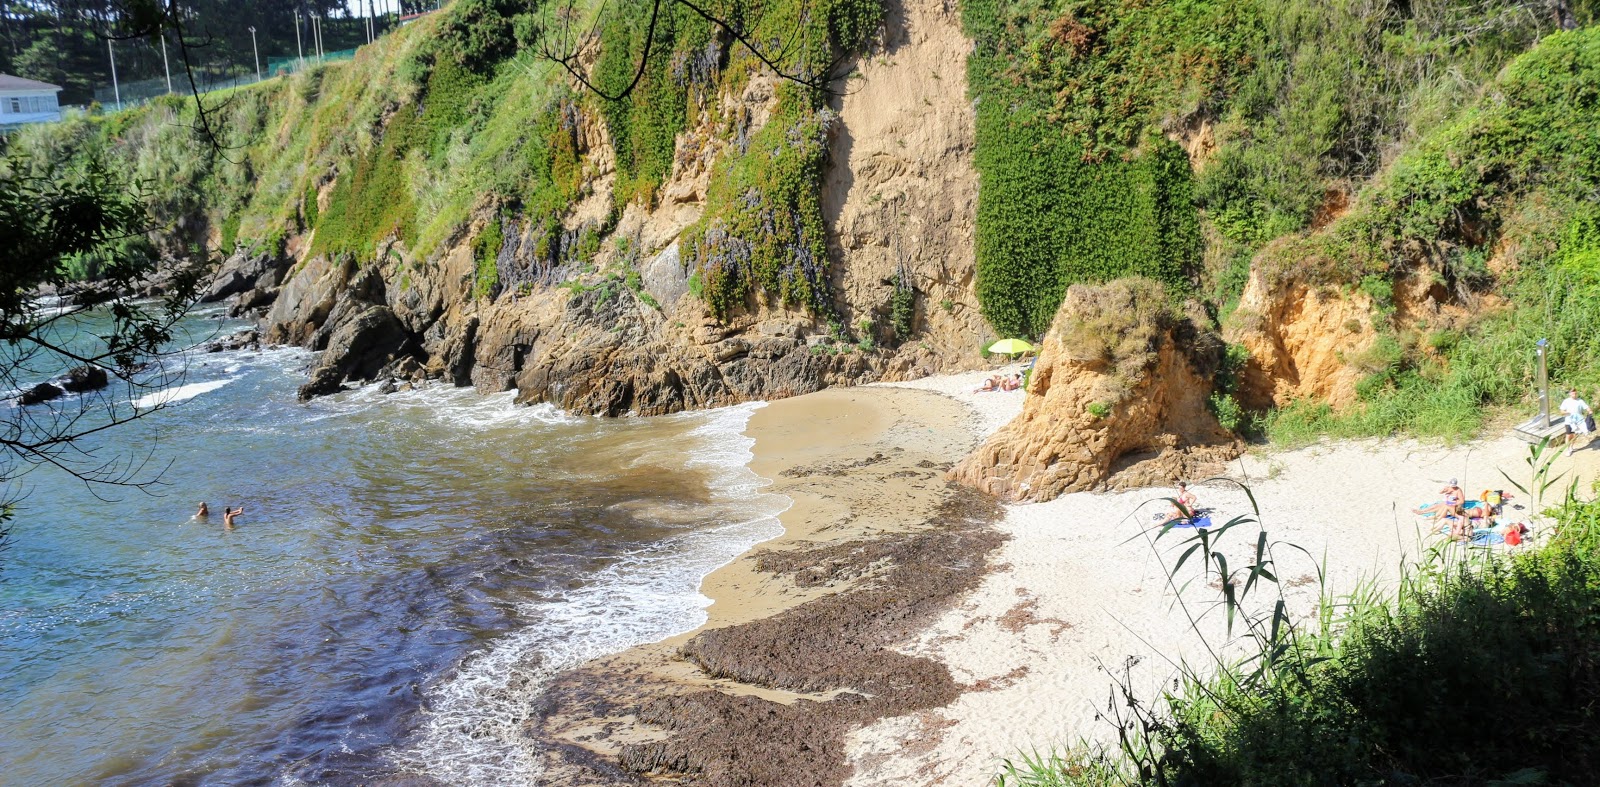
(527, 384, 1004, 784)
(527, 368, 1600, 785)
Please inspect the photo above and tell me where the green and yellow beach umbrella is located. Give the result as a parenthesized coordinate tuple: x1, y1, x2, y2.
(988, 338, 1035, 356)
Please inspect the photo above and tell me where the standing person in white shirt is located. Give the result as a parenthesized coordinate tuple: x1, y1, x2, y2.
(1559, 388, 1593, 456)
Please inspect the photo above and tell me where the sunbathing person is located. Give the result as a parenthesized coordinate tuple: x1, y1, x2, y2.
(1160, 481, 1200, 524)
(999, 373, 1023, 391)
(973, 375, 1003, 393)
(1441, 503, 1473, 541)
(1413, 478, 1465, 516)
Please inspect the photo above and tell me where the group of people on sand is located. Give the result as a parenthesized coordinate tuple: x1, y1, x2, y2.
(1413, 478, 1527, 544)
(974, 372, 1024, 393)
(194, 501, 244, 529)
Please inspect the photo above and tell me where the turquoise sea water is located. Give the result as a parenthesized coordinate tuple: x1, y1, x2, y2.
(0, 306, 785, 785)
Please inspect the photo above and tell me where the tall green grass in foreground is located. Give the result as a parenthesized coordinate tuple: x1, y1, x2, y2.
(1001, 446, 1600, 785)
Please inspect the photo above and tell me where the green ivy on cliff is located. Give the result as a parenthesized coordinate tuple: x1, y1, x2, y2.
(684, 86, 835, 318)
(675, 0, 885, 320)
(594, 0, 711, 206)
(961, 0, 1231, 339)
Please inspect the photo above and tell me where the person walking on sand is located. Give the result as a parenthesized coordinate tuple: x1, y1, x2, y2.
(194, 502, 209, 520)
(223, 506, 243, 529)
(1560, 388, 1593, 456)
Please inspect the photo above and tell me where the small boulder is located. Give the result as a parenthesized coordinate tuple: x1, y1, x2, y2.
(61, 365, 110, 393)
(18, 382, 65, 406)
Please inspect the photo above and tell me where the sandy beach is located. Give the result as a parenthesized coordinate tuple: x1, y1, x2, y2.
(532, 368, 1600, 785)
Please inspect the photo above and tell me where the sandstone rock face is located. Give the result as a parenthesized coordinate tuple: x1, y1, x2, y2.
(952, 280, 1241, 502)
(1229, 269, 1378, 410)
(821, 0, 988, 372)
(254, 0, 994, 413)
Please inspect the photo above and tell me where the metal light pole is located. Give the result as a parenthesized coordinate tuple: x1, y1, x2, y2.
(160, 32, 172, 93)
(312, 13, 324, 61)
(249, 26, 261, 81)
(107, 39, 121, 111)
(1537, 338, 1551, 424)
(294, 10, 304, 70)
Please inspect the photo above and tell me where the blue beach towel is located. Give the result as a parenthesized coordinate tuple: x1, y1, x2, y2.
(1169, 514, 1213, 530)
(1471, 531, 1506, 547)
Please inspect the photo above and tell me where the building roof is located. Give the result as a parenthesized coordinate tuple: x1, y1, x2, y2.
(0, 73, 63, 92)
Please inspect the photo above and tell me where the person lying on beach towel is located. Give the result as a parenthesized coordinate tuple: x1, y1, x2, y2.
(1441, 504, 1472, 541)
(973, 375, 1003, 393)
(1413, 478, 1465, 516)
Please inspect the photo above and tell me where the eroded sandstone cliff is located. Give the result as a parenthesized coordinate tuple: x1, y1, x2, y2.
(951, 279, 1241, 501)
(220, 0, 989, 415)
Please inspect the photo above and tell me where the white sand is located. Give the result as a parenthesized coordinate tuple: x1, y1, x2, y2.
(845, 378, 1600, 786)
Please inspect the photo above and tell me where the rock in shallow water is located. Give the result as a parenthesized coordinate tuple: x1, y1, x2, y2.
(61, 365, 109, 393)
(18, 382, 64, 406)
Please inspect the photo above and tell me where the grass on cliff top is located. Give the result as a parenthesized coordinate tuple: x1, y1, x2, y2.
(1002, 467, 1600, 786)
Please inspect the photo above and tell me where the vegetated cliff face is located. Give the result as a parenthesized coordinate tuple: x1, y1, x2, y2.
(209, 0, 991, 415)
(952, 279, 1240, 501)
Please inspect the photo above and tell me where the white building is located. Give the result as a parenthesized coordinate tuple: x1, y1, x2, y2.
(0, 74, 63, 128)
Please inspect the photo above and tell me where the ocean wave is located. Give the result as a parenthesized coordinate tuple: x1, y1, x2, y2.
(132, 378, 238, 409)
(389, 401, 790, 785)
(328, 382, 581, 430)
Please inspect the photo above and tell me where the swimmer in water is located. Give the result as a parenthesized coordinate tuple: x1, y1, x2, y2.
(223, 506, 243, 529)
(194, 502, 209, 520)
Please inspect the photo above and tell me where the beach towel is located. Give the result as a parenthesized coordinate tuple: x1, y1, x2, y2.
(1471, 532, 1506, 547)
(1168, 514, 1213, 530)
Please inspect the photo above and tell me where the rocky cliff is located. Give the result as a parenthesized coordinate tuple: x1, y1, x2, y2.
(207, 0, 991, 415)
(952, 279, 1240, 501)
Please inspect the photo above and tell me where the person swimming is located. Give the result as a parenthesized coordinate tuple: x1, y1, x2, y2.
(194, 502, 209, 520)
(223, 506, 243, 529)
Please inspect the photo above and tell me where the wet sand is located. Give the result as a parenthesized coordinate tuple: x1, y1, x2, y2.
(528, 386, 1004, 784)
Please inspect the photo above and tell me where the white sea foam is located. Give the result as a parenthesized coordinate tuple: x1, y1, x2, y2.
(131, 378, 237, 409)
(389, 401, 789, 785)
(331, 382, 581, 430)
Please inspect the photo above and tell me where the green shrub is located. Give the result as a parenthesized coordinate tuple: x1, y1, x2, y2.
(301, 182, 319, 230)
(218, 213, 241, 255)
(890, 273, 916, 341)
(472, 215, 504, 299)
(1146, 499, 1600, 785)
(1207, 392, 1245, 432)
(1086, 401, 1111, 419)
(962, 0, 1246, 338)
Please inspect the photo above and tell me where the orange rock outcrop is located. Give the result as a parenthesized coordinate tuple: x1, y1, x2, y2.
(951, 280, 1241, 502)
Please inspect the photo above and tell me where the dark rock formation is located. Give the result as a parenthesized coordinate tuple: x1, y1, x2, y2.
(296, 305, 413, 401)
(202, 247, 292, 304)
(204, 329, 261, 353)
(61, 365, 109, 393)
(18, 382, 65, 406)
